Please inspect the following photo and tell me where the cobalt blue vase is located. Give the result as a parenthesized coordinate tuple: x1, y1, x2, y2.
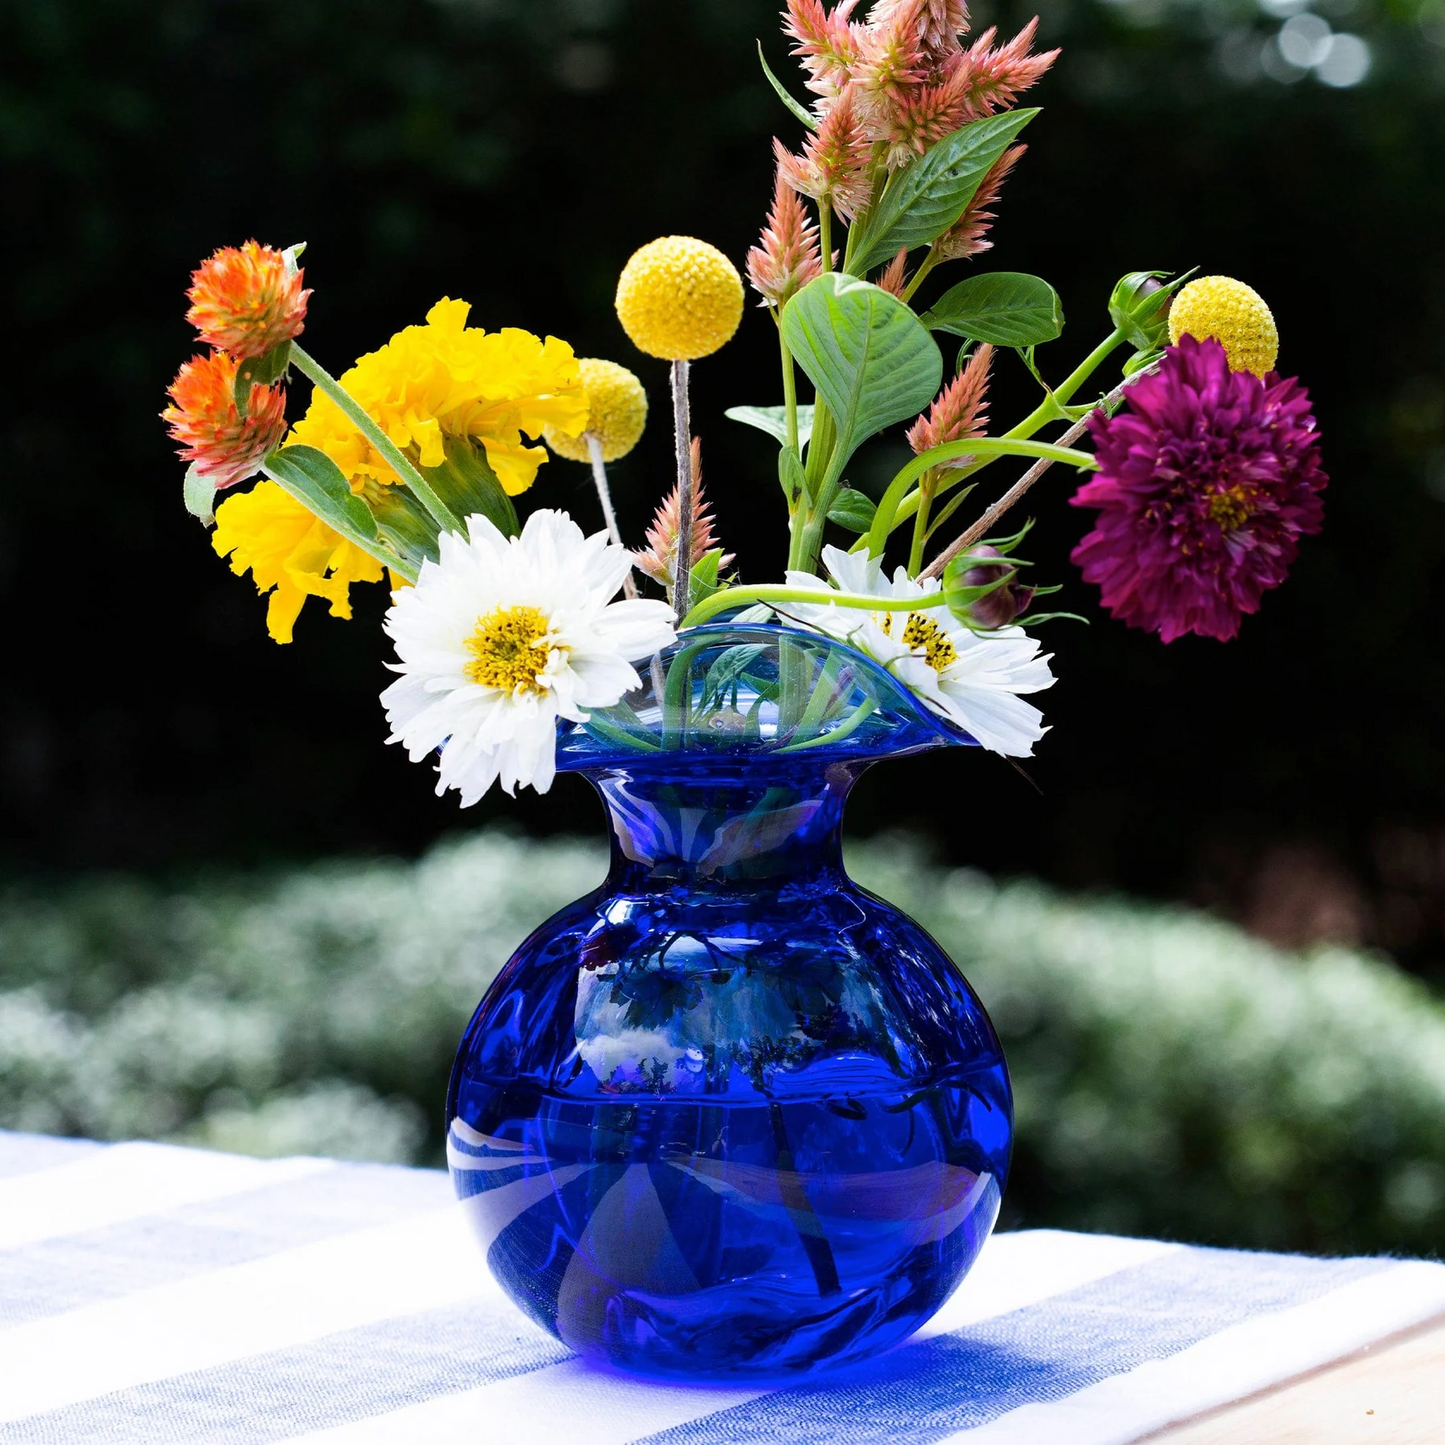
(446, 624, 1012, 1380)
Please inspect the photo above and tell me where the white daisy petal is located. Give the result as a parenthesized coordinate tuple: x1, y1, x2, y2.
(381, 509, 676, 804)
(783, 554, 1055, 757)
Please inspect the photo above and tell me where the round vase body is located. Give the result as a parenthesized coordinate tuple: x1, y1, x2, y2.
(446, 627, 1012, 1381)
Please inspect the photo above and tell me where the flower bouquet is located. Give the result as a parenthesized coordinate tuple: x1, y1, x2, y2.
(164, 0, 1326, 1382)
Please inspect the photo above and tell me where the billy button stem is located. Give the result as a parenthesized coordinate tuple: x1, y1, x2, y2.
(613, 236, 745, 622)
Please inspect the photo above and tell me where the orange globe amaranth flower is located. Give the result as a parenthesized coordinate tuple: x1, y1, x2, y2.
(186, 241, 310, 362)
(163, 351, 288, 491)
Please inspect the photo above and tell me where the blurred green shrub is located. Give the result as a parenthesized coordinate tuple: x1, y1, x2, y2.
(1, 832, 1442, 1256)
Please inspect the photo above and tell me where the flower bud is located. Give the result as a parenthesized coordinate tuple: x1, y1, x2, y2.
(944, 546, 1036, 630)
(186, 241, 309, 362)
(1109, 271, 1173, 353)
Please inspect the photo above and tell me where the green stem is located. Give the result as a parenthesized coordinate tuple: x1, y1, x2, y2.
(290, 343, 464, 536)
(901, 247, 940, 306)
(842, 149, 889, 275)
(780, 327, 800, 457)
(1003, 328, 1128, 443)
(660, 638, 711, 748)
(788, 648, 852, 743)
(794, 498, 834, 578)
(865, 437, 1097, 557)
(818, 203, 833, 277)
(867, 331, 1127, 557)
(260, 462, 417, 583)
(777, 696, 877, 752)
(908, 470, 937, 577)
(682, 582, 950, 630)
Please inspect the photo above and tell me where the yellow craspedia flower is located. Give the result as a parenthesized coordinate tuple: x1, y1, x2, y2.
(615, 237, 744, 361)
(1168, 276, 1279, 377)
(544, 358, 648, 462)
(213, 481, 385, 644)
(290, 298, 588, 497)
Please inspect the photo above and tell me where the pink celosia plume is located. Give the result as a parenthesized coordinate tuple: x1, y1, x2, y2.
(907, 344, 993, 461)
(934, 143, 1024, 260)
(852, 0, 930, 120)
(867, 0, 970, 60)
(634, 440, 733, 591)
(747, 170, 824, 307)
(784, 0, 865, 99)
(775, 84, 873, 218)
(877, 247, 911, 297)
(951, 21, 1058, 119)
(779, 2, 1053, 179)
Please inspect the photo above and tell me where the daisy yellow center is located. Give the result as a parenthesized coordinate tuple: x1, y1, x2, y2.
(880, 611, 958, 670)
(1208, 485, 1255, 533)
(464, 605, 560, 694)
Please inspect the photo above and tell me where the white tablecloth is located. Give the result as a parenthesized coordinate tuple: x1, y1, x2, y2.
(1, 1130, 1442, 1444)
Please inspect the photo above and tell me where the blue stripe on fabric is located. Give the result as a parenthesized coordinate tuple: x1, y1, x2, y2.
(0, 1132, 106, 1180)
(0, 1299, 570, 1445)
(0, 1161, 452, 1328)
(636, 1247, 1389, 1445)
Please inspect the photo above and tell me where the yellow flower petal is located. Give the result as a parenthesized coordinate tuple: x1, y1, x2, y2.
(544, 358, 648, 463)
(480, 437, 552, 496)
(289, 300, 586, 498)
(212, 481, 384, 644)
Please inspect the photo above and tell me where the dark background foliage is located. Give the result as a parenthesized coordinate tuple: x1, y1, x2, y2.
(4, 0, 1445, 971)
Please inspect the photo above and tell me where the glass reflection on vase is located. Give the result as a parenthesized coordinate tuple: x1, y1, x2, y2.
(447, 625, 1011, 1380)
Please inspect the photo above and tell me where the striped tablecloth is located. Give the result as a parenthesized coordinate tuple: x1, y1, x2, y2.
(2, 1130, 1443, 1444)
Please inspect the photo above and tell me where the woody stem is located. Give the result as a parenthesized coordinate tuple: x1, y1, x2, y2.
(585, 433, 637, 601)
(919, 378, 1133, 583)
(671, 359, 695, 624)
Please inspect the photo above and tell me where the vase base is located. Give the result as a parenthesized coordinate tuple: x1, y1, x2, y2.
(449, 1080, 1004, 1379)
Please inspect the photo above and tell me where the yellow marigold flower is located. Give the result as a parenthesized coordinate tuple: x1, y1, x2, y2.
(1168, 276, 1279, 377)
(615, 237, 744, 361)
(543, 358, 648, 462)
(213, 481, 385, 644)
(290, 298, 588, 497)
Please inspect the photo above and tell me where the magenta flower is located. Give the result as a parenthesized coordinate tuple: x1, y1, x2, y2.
(1070, 336, 1327, 643)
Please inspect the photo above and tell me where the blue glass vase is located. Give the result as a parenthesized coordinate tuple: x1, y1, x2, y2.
(447, 624, 1011, 1380)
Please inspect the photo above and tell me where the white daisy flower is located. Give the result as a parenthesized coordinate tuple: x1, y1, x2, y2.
(783, 545, 1055, 757)
(381, 510, 675, 804)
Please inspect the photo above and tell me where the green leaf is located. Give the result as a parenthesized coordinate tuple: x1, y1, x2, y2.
(726, 404, 815, 448)
(757, 41, 818, 131)
(778, 445, 807, 506)
(846, 109, 1038, 275)
(183, 464, 219, 526)
(358, 477, 441, 568)
(233, 341, 292, 416)
(826, 486, 877, 533)
(699, 642, 768, 711)
(689, 547, 725, 608)
(264, 445, 379, 541)
(780, 273, 942, 492)
(922, 272, 1064, 347)
(419, 436, 519, 538)
(1123, 347, 1164, 379)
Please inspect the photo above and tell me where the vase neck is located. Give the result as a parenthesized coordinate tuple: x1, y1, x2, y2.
(589, 760, 863, 888)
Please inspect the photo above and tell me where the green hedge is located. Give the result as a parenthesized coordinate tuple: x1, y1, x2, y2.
(2, 833, 1442, 1256)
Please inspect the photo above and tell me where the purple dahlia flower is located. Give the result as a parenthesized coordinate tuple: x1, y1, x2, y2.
(1070, 335, 1327, 643)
